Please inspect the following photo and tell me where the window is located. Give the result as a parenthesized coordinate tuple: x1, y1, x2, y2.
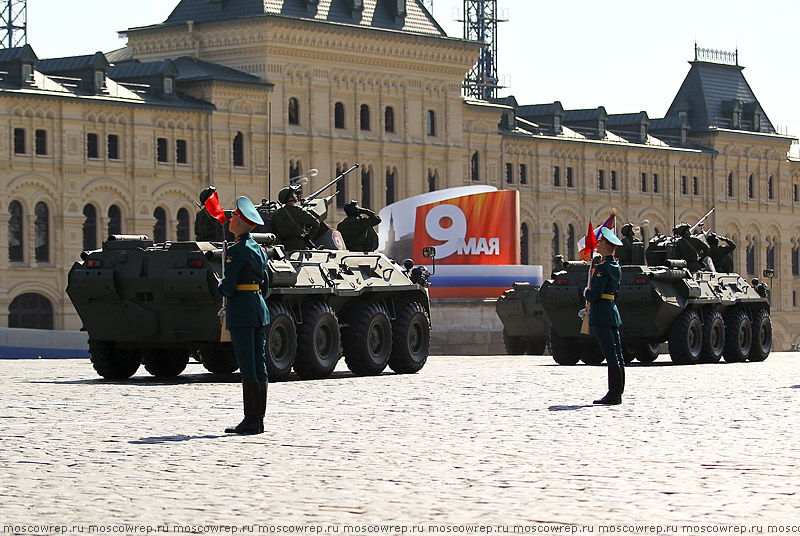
(520, 223, 529, 265)
(567, 224, 576, 260)
(768, 176, 774, 200)
(506, 163, 513, 184)
(288, 98, 299, 125)
(34, 201, 49, 263)
(553, 166, 561, 187)
(385, 107, 394, 133)
(566, 167, 574, 188)
(232, 132, 244, 167)
(360, 105, 370, 131)
(426, 110, 436, 136)
(746, 243, 755, 275)
(552, 224, 560, 257)
(598, 170, 605, 190)
(794, 291, 797, 308)
(792, 243, 799, 276)
(471, 152, 479, 181)
(108, 134, 119, 160)
(8, 200, 23, 262)
(289, 161, 301, 180)
(728, 172, 734, 197)
(361, 167, 371, 209)
(177, 208, 190, 241)
(681, 176, 688, 195)
(610, 170, 617, 191)
(82, 204, 97, 251)
(153, 207, 167, 243)
(334, 102, 345, 129)
(641, 172, 647, 192)
(520, 164, 527, 185)
(94, 70, 104, 89)
(107, 205, 122, 237)
(176, 139, 187, 164)
(8, 293, 53, 330)
(13, 128, 25, 154)
(164, 77, 174, 94)
(336, 164, 348, 209)
(87, 133, 99, 159)
(156, 137, 168, 163)
(35, 129, 46, 156)
(653, 173, 659, 193)
(693, 176, 699, 196)
(748, 174, 754, 199)
(766, 243, 775, 271)
(386, 169, 395, 205)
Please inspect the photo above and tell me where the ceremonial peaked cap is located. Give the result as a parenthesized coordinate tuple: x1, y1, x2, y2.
(599, 227, 623, 247)
(235, 196, 264, 226)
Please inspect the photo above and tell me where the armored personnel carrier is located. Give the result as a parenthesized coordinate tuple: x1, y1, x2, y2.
(495, 283, 550, 355)
(66, 168, 433, 381)
(538, 242, 772, 366)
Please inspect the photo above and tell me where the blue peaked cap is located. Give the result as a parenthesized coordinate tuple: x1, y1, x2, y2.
(235, 196, 264, 226)
(600, 226, 623, 247)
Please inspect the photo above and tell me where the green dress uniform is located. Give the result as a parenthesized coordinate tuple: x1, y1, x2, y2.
(218, 196, 270, 434)
(337, 211, 381, 251)
(271, 188, 320, 250)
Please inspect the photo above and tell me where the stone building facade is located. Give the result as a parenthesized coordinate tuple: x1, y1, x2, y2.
(2, 0, 800, 349)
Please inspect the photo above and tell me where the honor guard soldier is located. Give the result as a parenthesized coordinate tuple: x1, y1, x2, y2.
(586, 227, 626, 405)
(218, 196, 270, 435)
(616, 223, 641, 265)
(195, 186, 225, 241)
(271, 186, 320, 250)
(707, 233, 736, 273)
(673, 223, 710, 271)
(337, 200, 382, 251)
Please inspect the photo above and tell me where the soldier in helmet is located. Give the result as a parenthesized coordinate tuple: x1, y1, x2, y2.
(616, 222, 642, 265)
(707, 232, 736, 273)
(337, 200, 382, 251)
(550, 255, 565, 278)
(270, 186, 320, 250)
(673, 222, 710, 271)
(195, 186, 225, 241)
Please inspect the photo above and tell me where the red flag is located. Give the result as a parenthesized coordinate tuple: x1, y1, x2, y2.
(579, 221, 598, 261)
(205, 191, 227, 224)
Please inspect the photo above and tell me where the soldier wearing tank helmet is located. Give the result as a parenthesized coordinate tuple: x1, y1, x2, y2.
(707, 232, 736, 273)
(615, 222, 641, 266)
(271, 186, 320, 250)
(195, 186, 225, 241)
(673, 222, 710, 271)
(337, 200, 382, 252)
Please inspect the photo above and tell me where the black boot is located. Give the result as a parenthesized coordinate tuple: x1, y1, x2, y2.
(257, 380, 268, 434)
(593, 366, 623, 405)
(225, 381, 263, 434)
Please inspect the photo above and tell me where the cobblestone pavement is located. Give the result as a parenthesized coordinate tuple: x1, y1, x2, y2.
(1, 353, 799, 531)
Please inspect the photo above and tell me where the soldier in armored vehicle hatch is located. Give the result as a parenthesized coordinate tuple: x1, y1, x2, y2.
(271, 186, 320, 250)
(673, 223, 710, 271)
(195, 186, 225, 241)
(337, 200, 381, 252)
(707, 233, 736, 273)
(616, 223, 642, 265)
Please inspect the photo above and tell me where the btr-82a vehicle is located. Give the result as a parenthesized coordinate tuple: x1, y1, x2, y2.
(66, 166, 434, 381)
(495, 282, 550, 355)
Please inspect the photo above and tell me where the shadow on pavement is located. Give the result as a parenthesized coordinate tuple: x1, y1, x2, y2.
(548, 404, 596, 411)
(130, 434, 225, 444)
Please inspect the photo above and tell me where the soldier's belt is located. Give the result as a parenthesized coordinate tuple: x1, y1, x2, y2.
(235, 284, 260, 291)
(601, 293, 616, 300)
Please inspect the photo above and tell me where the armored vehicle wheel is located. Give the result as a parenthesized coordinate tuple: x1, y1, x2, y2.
(579, 340, 605, 365)
(266, 302, 297, 381)
(502, 329, 526, 355)
(143, 349, 190, 377)
(293, 301, 341, 380)
(89, 340, 142, 379)
(388, 300, 430, 374)
(723, 309, 751, 363)
(621, 342, 638, 364)
(525, 339, 547, 355)
(700, 310, 725, 363)
(636, 342, 661, 363)
(549, 328, 580, 365)
(195, 343, 238, 374)
(748, 308, 772, 362)
(668, 309, 703, 364)
(344, 302, 393, 376)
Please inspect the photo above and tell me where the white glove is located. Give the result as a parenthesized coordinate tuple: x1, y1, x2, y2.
(578, 308, 588, 319)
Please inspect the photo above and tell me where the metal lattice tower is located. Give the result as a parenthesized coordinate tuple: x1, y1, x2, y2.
(462, 0, 503, 100)
(0, 0, 26, 49)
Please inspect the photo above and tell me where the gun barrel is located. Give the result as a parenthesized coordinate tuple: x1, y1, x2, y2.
(303, 163, 360, 204)
(690, 207, 715, 233)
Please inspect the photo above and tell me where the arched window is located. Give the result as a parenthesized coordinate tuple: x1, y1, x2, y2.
(426, 110, 436, 136)
(288, 97, 299, 125)
(8, 200, 23, 262)
(9, 293, 53, 330)
(385, 106, 394, 133)
(361, 167, 371, 209)
(34, 201, 49, 263)
(153, 207, 167, 243)
(177, 208, 190, 241)
(289, 161, 301, 180)
(728, 172, 734, 197)
(427, 170, 437, 192)
(385, 169, 396, 205)
(470, 151, 479, 181)
(82, 204, 97, 251)
(766, 241, 776, 271)
(232, 132, 244, 167)
(748, 174, 754, 198)
(360, 104, 370, 131)
(107, 204, 122, 237)
(768, 175, 774, 200)
(334, 102, 345, 129)
(567, 224, 576, 260)
(520, 223, 529, 265)
(746, 239, 756, 275)
(552, 224, 560, 257)
(792, 240, 799, 276)
(336, 163, 348, 209)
